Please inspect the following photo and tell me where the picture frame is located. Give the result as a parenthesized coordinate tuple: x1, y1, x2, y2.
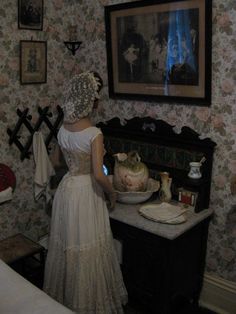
(20, 40, 47, 84)
(104, 0, 212, 105)
(18, 0, 44, 30)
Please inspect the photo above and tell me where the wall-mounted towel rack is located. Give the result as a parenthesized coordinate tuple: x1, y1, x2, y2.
(7, 106, 64, 161)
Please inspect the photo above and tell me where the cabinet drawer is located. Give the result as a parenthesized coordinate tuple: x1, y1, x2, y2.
(110, 218, 166, 247)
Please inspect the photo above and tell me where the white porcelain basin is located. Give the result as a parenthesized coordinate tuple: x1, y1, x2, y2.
(108, 175, 160, 204)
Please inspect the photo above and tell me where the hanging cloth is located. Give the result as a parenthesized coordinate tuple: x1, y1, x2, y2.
(33, 131, 55, 202)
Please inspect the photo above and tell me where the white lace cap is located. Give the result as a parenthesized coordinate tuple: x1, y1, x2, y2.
(62, 71, 101, 123)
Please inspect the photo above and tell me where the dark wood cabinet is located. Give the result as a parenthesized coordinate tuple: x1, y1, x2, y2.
(110, 207, 212, 314)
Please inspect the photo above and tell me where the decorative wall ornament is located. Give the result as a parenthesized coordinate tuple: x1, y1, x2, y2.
(64, 24, 82, 56)
(64, 41, 82, 56)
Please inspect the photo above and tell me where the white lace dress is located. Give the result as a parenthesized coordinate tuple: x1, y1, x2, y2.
(43, 126, 128, 313)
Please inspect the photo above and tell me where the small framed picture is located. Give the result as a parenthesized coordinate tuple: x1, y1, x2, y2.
(20, 40, 47, 84)
(18, 0, 44, 30)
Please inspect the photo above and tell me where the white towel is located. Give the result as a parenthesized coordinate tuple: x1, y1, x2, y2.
(139, 202, 187, 224)
(33, 132, 55, 202)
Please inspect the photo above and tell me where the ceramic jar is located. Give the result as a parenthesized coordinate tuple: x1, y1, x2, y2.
(159, 172, 172, 202)
(188, 162, 202, 179)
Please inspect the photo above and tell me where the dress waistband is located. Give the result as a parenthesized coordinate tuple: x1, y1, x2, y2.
(68, 170, 92, 176)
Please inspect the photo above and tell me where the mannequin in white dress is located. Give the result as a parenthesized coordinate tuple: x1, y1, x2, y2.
(43, 71, 127, 313)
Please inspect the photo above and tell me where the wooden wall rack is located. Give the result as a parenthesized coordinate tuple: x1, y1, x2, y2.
(7, 106, 63, 161)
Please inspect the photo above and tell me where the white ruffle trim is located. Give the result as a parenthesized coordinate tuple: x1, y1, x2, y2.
(44, 234, 127, 313)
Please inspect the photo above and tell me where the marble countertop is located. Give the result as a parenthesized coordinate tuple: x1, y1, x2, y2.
(109, 201, 213, 240)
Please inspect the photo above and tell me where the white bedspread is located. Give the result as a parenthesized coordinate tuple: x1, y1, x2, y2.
(0, 259, 74, 314)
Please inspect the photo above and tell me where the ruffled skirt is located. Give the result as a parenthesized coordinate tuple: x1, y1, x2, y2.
(43, 174, 127, 313)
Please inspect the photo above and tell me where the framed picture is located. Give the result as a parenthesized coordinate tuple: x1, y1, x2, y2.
(20, 40, 47, 84)
(105, 0, 212, 105)
(18, 0, 44, 30)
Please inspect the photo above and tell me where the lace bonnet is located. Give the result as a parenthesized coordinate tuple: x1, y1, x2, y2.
(62, 71, 101, 123)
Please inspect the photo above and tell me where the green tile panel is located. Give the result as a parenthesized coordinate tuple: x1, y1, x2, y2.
(104, 137, 203, 172)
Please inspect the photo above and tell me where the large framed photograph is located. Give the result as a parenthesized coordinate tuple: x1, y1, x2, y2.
(18, 0, 43, 30)
(105, 0, 212, 105)
(20, 40, 47, 84)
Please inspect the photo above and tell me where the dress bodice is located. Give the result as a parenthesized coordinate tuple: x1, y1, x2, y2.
(62, 148, 92, 175)
(57, 125, 102, 176)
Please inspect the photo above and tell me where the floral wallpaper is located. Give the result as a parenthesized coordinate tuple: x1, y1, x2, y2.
(0, 0, 235, 283)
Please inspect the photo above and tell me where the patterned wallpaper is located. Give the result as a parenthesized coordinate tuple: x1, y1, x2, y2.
(0, 0, 235, 282)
